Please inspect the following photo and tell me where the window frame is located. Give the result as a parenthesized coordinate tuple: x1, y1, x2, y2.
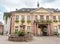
(27, 15, 30, 20)
(21, 15, 24, 20)
(40, 15, 44, 21)
(53, 16, 56, 20)
(46, 16, 49, 20)
(27, 26, 30, 32)
(16, 15, 19, 20)
(58, 16, 60, 22)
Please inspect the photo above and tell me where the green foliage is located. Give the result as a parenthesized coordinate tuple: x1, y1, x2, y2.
(27, 20, 31, 24)
(40, 20, 52, 23)
(47, 20, 52, 23)
(15, 20, 19, 23)
(21, 19, 25, 24)
(34, 19, 38, 24)
(17, 31, 25, 36)
(27, 32, 31, 34)
(4, 13, 11, 23)
(53, 20, 58, 23)
(40, 20, 46, 23)
(15, 29, 18, 34)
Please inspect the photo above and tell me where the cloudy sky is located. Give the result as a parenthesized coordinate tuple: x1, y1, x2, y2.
(0, 0, 60, 23)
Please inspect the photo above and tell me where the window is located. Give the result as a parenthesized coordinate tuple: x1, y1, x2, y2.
(15, 26, 18, 32)
(54, 26, 57, 32)
(27, 15, 30, 20)
(53, 16, 56, 20)
(21, 15, 24, 20)
(46, 16, 49, 20)
(58, 16, 60, 22)
(59, 25, 60, 29)
(16, 15, 19, 20)
(34, 15, 37, 20)
(27, 26, 30, 32)
(40, 15, 44, 21)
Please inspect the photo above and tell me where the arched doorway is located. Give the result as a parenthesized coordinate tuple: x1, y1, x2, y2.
(38, 24, 48, 36)
(42, 25, 47, 36)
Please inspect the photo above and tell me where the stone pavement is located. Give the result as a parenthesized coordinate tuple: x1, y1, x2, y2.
(0, 35, 60, 44)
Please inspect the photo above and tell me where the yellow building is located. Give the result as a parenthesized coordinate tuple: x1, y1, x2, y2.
(4, 7, 60, 36)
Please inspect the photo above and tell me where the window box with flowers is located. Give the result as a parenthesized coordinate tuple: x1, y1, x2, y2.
(47, 20, 52, 23)
(27, 20, 31, 24)
(21, 19, 25, 24)
(53, 20, 58, 23)
(15, 20, 19, 23)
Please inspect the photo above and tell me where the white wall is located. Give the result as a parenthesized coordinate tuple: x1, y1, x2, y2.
(4, 17, 11, 35)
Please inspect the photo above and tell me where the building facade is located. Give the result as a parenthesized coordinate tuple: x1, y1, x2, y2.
(0, 22, 3, 34)
(4, 7, 60, 36)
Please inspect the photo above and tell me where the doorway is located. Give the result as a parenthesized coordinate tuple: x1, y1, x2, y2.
(38, 25, 48, 36)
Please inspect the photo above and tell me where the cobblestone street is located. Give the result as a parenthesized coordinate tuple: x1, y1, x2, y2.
(0, 35, 60, 44)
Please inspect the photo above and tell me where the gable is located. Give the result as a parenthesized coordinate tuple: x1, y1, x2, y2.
(31, 8, 52, 13)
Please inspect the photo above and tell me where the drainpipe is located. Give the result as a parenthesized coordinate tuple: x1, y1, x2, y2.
(9, 16, 12, 34)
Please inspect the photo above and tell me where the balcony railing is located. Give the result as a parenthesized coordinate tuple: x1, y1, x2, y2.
(34, 20, 52, 24)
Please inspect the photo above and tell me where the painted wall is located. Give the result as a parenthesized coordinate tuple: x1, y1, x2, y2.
(4, 17, 11, 35)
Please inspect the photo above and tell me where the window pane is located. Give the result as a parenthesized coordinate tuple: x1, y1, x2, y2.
(40, 15, 44, 21)
(21, 15, 24, 20)
(58, 16, 60, 22)
(27, 15, 30, 20)
(59, 25, 60, 29)
(27, 26, 30, 32)
(46, 16, 49, 20)
(53, 16, 56, 20)
(34, 15, 37, 20)
(16, 15, 19, 20)
(15, 26, 18, 32)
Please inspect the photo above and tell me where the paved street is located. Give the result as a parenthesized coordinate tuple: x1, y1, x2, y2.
(0, 35, 60, 44)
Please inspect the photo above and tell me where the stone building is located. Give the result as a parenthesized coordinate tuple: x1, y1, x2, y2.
(4, 3, 60, 36)
(0, 22, 3, 34)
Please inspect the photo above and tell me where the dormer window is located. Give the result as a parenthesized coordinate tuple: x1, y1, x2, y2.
(22, 9, 25, 11)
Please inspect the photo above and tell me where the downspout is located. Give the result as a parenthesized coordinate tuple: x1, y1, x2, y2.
(9, 16, 12, 34)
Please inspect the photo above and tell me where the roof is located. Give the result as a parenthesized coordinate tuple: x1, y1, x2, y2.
(14, 8, 36, 13)
(12, 7, 60, 13)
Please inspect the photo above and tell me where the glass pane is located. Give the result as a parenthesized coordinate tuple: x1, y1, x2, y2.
(46, 16, 49, 20)
(27, 15, 30, 20)
(21, 15, 24, 20)
(34, 15, 37, 20)
(16, 15, 19, 20)
(40, 15, 44, 21)
(53, 16, 56, 20)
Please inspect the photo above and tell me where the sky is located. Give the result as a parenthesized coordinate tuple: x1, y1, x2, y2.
(0, 0, 60, 23)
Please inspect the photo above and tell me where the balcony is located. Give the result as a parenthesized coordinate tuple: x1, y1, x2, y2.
(34, 20, 52, 24)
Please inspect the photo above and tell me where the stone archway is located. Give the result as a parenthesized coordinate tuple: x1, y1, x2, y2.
(38, 24, 48, 36)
